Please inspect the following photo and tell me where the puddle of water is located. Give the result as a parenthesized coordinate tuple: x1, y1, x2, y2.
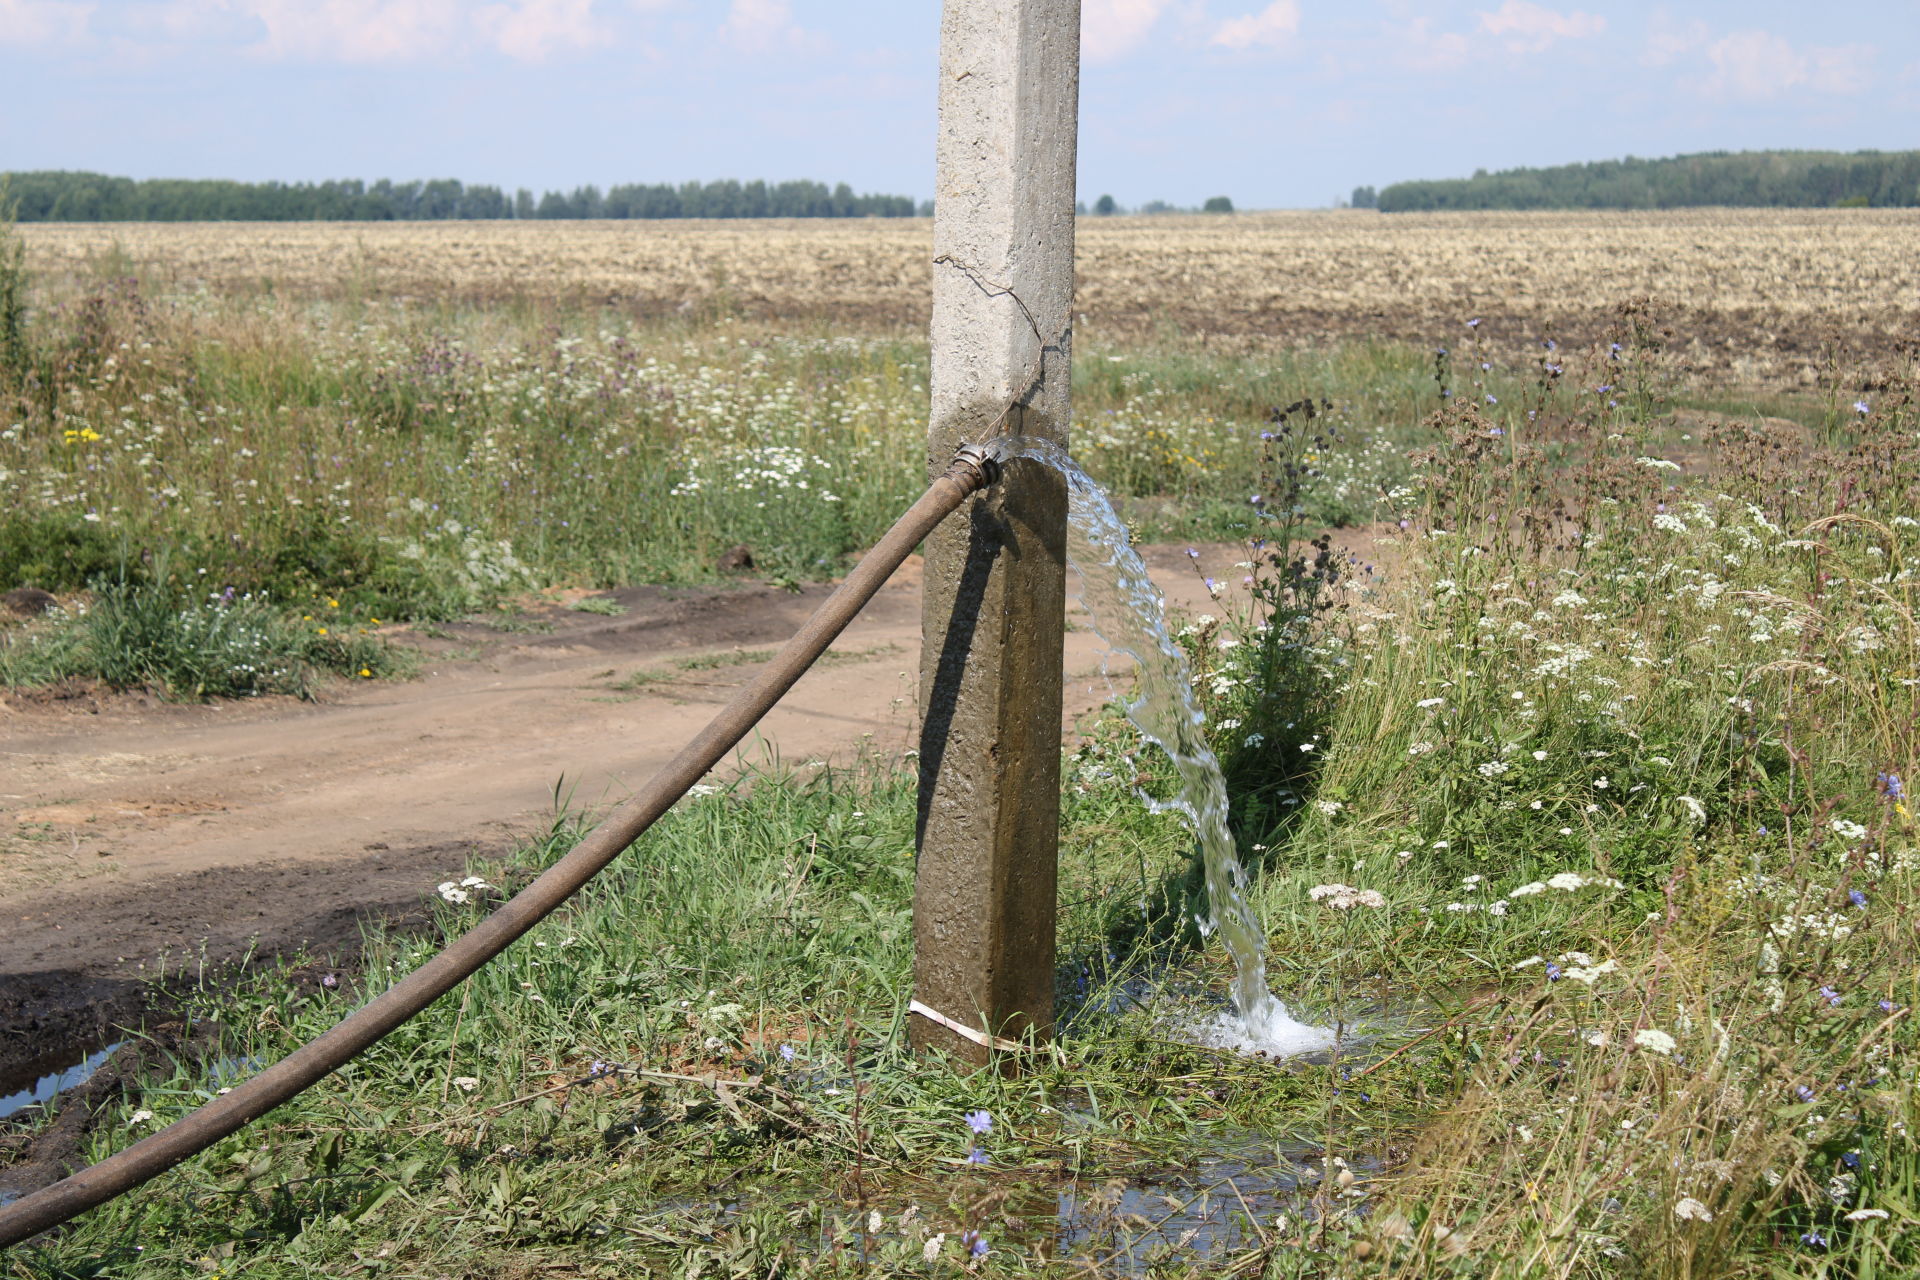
(0, 1041, 123, 1121)
(1053, 1138, 1322, 1272)
(646, 1128, 1361, 1275)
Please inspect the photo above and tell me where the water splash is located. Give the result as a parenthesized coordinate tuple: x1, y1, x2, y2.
(997, 437, 1334, 1057)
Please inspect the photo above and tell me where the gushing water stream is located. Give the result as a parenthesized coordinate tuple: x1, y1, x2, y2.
(997, 438, 1335, 1057)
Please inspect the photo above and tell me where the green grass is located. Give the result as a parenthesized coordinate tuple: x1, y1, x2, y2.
(0, 575, 401, 700)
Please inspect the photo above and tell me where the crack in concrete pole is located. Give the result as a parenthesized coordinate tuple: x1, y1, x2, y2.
(913, 0, 1080, 1069)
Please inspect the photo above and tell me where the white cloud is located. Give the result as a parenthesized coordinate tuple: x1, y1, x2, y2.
(1081, 0, 1171, 63)
(1476, 0, 1603, 55)
(478, 0, 603, 59)
(1640, 11, 1707, 68)
(1396, 16, 1470, 71)
(244, 0, 461, 61)
(719, 0, 817, 54)
(1211, 0, 1298, 51)
(1806, 44, 1875, 95)
(157, 0, 608, 62)
(1702, 29, 1874, 100)
(0, 0, 94, 46)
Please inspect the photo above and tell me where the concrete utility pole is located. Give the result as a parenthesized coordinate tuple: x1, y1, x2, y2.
(912, 0, 1080, 1067)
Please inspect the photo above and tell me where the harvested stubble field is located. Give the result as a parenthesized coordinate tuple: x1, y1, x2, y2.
(22, 208, 1920, 379)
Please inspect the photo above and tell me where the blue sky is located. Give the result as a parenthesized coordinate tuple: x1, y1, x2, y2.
(3, 0, 1914, 208)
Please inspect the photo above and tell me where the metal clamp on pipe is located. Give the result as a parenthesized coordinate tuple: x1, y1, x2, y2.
(946, 441, 1002, 492)
(0, 444, 1002, 1249)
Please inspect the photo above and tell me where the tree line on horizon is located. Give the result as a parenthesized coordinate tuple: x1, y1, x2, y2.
(1366, 149, 1920, 212)
(0, 172, 922, 222)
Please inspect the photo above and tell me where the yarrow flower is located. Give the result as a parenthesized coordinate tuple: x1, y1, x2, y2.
(1308, 883, 1387, 909)
(1633, 1028, 1677, 1055)
(436, 874, 494, 904)
(1673, 1196, 1714, 1222)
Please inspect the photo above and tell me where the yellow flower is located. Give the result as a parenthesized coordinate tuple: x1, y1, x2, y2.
(327, 598, 340, 609)
(359, 667, 372, 678)
(317, 627, 328, 636)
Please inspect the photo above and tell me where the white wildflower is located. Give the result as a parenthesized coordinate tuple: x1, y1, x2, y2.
(128, 1109, 155, 1126)
(1510, 881, 1548, 897)
(1673, 1197, 1713, 1222)
(1314, 799, 1344, 817)
(1408, 740, 1435, 756)
(1677, 795, 1707, 824)
(1561, 954, 1619, 984)
(452, 1076, 480, 1092)
(1308, 883, 1386, 909)
(923, 1234, 947, 1261)
(436, 881, 470, 904)
(1846, 1208, 1890, 1221)
(1831, 818, 1868, 841)
(1417, 697, 1445, 708)
(1633, 1029, 1677, 1056)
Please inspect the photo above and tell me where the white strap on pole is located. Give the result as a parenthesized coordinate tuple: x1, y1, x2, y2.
(907, 999, 1026, 1053)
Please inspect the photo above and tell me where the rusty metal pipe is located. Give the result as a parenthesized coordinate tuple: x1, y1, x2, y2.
(0, 445, 1000, 1249)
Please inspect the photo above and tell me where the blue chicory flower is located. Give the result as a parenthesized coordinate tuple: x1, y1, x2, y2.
(965, 1109, 992, 1136)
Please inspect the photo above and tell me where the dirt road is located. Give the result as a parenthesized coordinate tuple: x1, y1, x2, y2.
(0, 544, 1253, 1079)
